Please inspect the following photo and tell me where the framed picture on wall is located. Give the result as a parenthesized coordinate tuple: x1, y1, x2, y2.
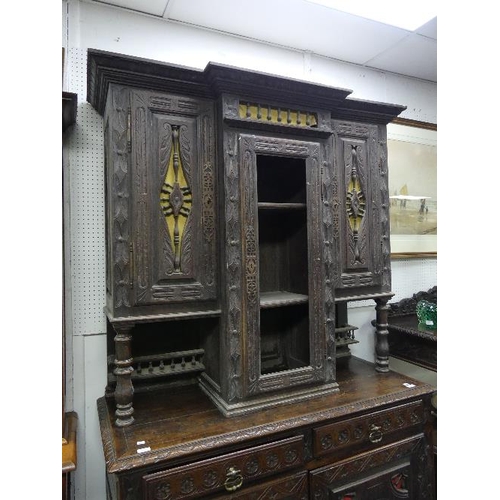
(387, 118, 437, 258)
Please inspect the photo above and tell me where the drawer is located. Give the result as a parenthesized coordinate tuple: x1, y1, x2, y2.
(142, 435, 304, 499)
(313, 400, 424, 458)
(209, 471, 308, 500)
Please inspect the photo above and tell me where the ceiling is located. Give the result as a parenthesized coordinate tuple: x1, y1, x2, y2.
(89, 0, 437, 82)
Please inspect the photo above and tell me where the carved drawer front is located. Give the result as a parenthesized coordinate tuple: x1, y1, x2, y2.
(142, 435, 304, 499)
(313, 401, 424, 458)
(310, 435, 426, 500)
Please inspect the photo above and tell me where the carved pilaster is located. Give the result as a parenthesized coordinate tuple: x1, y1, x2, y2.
(109, 86, 132, 308)
(378, 126, 392, 291)
(321, 140, 337, 381)
(223, 130, 243, 402)
(240, 136, 259, 393)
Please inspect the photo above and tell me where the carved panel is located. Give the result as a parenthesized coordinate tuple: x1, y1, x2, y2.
(154, 115, 194, 285)
(222, 471, 309, 499)
(332, 121, 384, 292)
(310, 435, 427, 500)
(123, 90, 216, 310)
(159, 124, 193, 273)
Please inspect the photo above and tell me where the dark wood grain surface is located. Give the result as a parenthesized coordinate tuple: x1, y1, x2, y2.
(98, 357, 433, 474)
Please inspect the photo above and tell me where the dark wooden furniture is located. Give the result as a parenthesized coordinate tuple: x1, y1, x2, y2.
(63, 91, 78, 132)
(387, 287, 437, 496)
(387, 287, 437, 371)
(98, 357, 435, 499)
(86, 49, 435, 499)
(87, 49, 406, 428)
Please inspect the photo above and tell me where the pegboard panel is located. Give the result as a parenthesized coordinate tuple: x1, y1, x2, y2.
(390, 258, 437, 303)
(347, 257, 437, 309)
(66, 48, 107, 335)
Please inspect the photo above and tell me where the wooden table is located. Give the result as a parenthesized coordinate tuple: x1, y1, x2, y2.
(387, 315, 437, 371)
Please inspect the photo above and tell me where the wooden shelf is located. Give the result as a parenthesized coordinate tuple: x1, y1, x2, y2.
(258, 202, 307, 210)
(260, 291, 308, 309)
(106, 308, 221, 324)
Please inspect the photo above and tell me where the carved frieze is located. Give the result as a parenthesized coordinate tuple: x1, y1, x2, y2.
(239, 101, 318, 128)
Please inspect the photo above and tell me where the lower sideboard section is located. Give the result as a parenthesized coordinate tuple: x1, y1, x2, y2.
(99, 359, 436, 500)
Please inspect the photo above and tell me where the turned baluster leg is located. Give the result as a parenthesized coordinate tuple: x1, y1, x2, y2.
(374, 297, 390, 373)
(112, 322, 135, 427)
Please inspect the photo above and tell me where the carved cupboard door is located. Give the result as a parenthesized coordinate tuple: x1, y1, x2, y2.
(331, 120, 391, 295)
(216, 131, 337, 409)
(128, 90, 217, 308)
(310, 435, 434, 499)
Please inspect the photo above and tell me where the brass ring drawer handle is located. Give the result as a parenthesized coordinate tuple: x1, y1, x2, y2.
(369, 424, 383, 443)
(224, 467, 243, 492)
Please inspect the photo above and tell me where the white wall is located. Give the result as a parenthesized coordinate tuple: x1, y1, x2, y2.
(63, 2, 437, 499)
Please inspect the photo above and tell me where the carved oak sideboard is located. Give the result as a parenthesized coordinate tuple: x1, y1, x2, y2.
(86, 49, 435, 498)
(98, 357, 435, 499)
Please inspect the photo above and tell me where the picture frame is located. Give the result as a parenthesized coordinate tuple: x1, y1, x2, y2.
(387, 118, 437, 258)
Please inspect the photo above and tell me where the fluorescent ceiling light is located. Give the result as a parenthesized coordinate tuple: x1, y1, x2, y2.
(305, 0, 436, 31)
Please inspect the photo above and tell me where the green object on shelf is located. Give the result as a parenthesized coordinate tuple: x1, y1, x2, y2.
(416, 300, 437, 330)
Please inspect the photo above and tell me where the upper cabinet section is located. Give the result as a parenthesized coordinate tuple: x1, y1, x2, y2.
(88, 49, 406, 324)
(102, 86, 217, 320)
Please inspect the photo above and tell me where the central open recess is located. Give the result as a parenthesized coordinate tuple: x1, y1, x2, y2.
(256, 154, 310, 375)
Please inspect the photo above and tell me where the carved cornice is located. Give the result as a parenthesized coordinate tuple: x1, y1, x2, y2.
(87, 49, 406, 122)
(87, 49, 210, 115)
(204, 62, 352, 111)
(334, 97, 407, 125)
